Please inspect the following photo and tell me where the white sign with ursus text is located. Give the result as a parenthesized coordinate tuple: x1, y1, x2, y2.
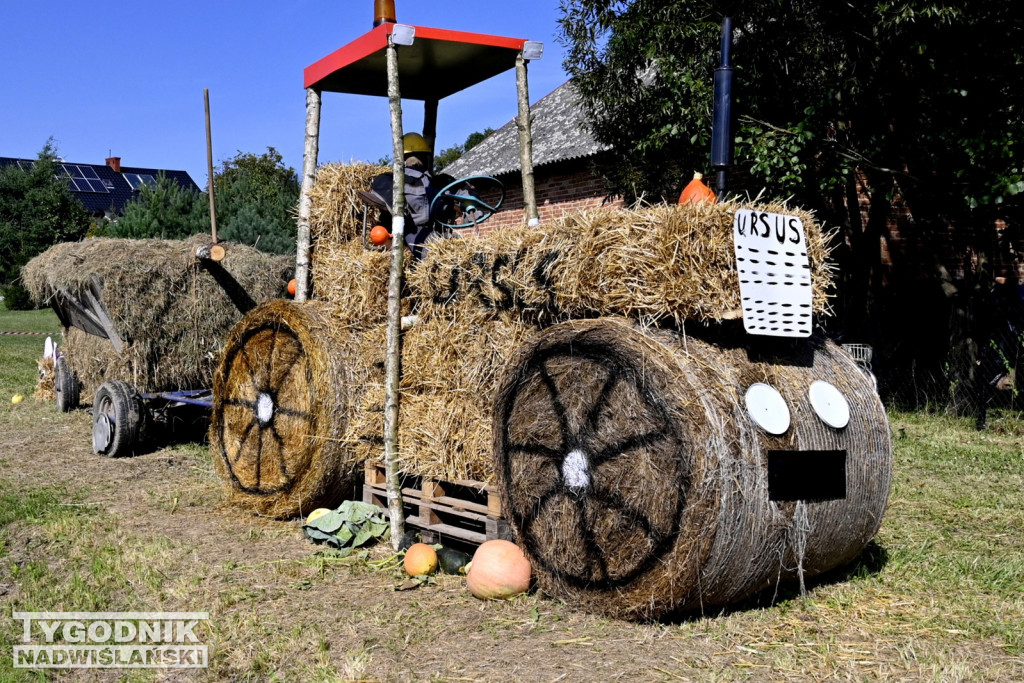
(732, 209, 813, 338)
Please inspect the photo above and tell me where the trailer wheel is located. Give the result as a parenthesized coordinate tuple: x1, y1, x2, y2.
(92, 381, 142, 458)
(54, 356, 80, 413)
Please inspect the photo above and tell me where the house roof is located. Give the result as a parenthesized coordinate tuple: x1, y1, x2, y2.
(444, 80, 608, 178)
(0, 157, 200, 216)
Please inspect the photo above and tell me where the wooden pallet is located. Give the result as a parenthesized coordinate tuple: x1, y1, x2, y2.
(362, 462, 511, 545)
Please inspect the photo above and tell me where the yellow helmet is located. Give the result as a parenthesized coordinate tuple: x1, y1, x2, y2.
(403, 132, 431, 155)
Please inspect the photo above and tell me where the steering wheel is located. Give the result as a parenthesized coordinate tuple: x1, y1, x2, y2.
(430, 175, 505, 229)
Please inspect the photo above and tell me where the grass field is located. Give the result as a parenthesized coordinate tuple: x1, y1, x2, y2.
(0, 308, 61, 401)
(1, 306, 1022, 680)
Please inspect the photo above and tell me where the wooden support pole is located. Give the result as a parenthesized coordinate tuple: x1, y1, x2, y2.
(515, 53, 540, 226)
(383, 35, 407, 550)
(294, 87, 322, 303)
(204, 88, 218, 243)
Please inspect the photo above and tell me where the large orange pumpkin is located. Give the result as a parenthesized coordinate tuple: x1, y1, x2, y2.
(466, 540, 531, 600)
(404, 543, 439, 576)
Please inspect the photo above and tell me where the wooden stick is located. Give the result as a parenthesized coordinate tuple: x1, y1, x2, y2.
(383, 34, 407, 549)
(515, 53, 540, 226)
(195, 244, 226, 262)
(294, 87, 322, 303)
(204, 88, 218, 243)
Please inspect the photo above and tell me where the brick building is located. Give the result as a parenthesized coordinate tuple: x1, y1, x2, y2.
(444, 81, 621, 231)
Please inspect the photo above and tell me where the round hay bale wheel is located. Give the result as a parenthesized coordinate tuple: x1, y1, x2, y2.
(210, 299, 359, 518)
(494, 318, 892, 620)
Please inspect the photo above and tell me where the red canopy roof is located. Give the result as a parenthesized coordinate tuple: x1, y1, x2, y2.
(304, 24, 527, 100)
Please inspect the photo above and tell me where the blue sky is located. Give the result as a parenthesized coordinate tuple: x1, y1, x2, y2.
(0, 1, 569, 188)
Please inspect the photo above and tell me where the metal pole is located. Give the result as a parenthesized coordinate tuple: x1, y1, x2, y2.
(383, 33, 407, 549)
(294, 87, 322, 303)
(515, 53, 540, 226)
(423, 98, 438, 165)
(710, 17, 735, 196)
(204, 88, 218, 243)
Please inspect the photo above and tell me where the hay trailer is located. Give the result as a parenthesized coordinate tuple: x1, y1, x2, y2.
(25, 237, 292, 459)
(44, 280, 216, 458)
(210, 13, 893, 621)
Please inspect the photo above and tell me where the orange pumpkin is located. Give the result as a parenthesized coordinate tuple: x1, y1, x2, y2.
(287, 278, 297, 296)
(466, 539, 531, 600)
(369, 225, 392, 246)
(678, 172, 716, 205)
(404, 543, 439, 576)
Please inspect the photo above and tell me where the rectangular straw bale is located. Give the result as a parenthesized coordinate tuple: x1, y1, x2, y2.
(308, 162, 387, 244)
(311, 239, 391, 325)
(409, 200, 834, 325)
(395, 302, 535, 482)
(341, 301, 535, 483)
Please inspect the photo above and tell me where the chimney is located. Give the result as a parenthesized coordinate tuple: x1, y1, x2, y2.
(373, 0, 396, 27)
(106, 157, 121, 172)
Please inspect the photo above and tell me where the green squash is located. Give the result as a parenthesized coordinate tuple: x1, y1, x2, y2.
(436, 546, 472, 575)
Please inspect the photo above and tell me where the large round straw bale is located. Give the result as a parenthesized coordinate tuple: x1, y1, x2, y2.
(493, 318, 891, 619)
(210, 299, 367, 518)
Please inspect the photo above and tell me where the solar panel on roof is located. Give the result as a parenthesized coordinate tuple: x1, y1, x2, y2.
(123, 173, 156, 190)
(59, 164, 110, 193)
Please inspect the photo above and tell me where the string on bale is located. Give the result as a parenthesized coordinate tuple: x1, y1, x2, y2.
(22, 235, 292, 396)
(493, 318, 891, 620)
(210, 299, 377, 518)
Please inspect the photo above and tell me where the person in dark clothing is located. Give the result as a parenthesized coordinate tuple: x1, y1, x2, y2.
(362, 132, 457, 260)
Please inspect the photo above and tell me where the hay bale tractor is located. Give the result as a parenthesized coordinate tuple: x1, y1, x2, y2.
(210, 14, 892, 620)
(24, 237, 291, 457)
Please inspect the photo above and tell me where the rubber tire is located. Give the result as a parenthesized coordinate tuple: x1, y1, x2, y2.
(92, 381, 142, 458)
(54, 356, 80, 413)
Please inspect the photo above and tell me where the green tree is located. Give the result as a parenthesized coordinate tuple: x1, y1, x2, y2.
(0, 141, 91, 286)
(104, 147, 299, 255)
(435, 128, 495, 171)
(558, 1, 1022, 220)
(107, 173, 209, 240)
(214, 147, 299, 254)
(559, 1, 1023, 408)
